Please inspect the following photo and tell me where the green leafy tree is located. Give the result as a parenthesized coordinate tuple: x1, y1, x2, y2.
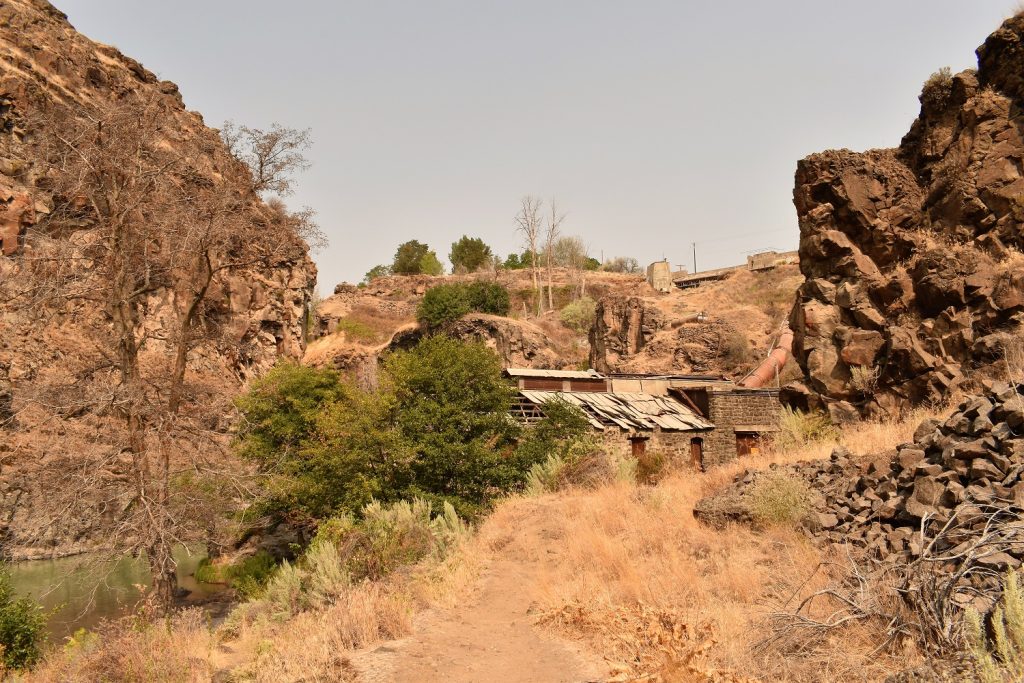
(584, 256, 601, 271)
(502, 249, 535, 270)
(392, 240, 430, 274)
(0, 564, 45, 671)
(418, 250, 444, 276)
(449, 236, 493, 273)
(515, 398, 592, 466)
(234, 362, 351, 469)
(237, 337, 533, 523)
(362, 264, 391, 284)
(559, 296, 596, 333)
(383, 336, 522, 517)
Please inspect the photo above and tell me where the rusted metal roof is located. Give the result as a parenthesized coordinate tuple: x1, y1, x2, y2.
(506, 368, 604, 379)
(520, 390, 714, 432)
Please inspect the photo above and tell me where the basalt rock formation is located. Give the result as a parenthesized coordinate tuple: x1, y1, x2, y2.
(787, 15, 1024, 420)
(0, 0, 315, 558)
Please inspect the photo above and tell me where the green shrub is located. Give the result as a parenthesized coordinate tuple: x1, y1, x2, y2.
(417, 283, 470, 328)
(773, 407, 839, 451)
(230, 551, 279, 600)
(559, 297, 596, 333)
(465, 281, 510, 316)
(966, 569, 1024, 683)
(0, 564, 45, 671)
(417, 282, 511, 327)
(748, 472, 814, 527)
(418, 251, 444, 276)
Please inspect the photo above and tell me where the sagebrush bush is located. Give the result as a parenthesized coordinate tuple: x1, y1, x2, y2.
(921, 66, 954, 110)
(966, 569, 1024, 683)
(526, 454, 567, 495)
(748, 471, 814, 527)
(849, 365, 879, 396)
(559, 296, 596, 333)
(264, 560, 307, 621)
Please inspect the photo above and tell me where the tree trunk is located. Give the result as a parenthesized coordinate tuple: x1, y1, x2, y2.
(148, 545, 178, 610)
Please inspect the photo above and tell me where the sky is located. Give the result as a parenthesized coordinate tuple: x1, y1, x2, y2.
(57, 1, 1017, 293)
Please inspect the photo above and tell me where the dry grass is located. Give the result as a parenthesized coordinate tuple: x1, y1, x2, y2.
(22, 407, 948, 682)
(25, 608, 217, 682)
(497, 405, 951, 682)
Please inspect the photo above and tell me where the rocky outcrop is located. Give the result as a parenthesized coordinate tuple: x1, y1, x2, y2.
(0, 0, 315, 558)
(789, 15, 1024, 419)
(589, 297, 664, 372)
(589, 294, 767, 377)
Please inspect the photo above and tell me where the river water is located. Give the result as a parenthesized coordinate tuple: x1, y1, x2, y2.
(9, 548, 226, 642)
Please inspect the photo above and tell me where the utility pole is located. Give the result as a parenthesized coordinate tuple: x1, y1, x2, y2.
(691, 242, 697, 274)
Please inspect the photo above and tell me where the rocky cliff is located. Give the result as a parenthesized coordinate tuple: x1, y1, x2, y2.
(787, 15, 1024, 420)
(591, 266, 802, 378)
(0, 0, 315, 558)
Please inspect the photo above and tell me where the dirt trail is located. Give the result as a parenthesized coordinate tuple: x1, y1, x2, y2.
(351, 501, 605, 683)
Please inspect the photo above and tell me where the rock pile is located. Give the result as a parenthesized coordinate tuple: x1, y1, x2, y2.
(786, 12, 1024, 420)
(697, 382, 1024, 575)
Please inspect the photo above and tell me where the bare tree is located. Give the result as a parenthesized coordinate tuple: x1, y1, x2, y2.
(10, 93, 313, 608)
(220, 121, 311, 197)
(552, 235, 589, 298)
(515, 196, 543, 315)
(543, 200, 565, 310)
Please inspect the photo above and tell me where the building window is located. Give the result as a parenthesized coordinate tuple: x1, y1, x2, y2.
(735, 432, 762, 456)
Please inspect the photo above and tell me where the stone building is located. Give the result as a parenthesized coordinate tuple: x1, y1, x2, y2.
(506, 368, 782, 469)
(646, 260, 673, 293)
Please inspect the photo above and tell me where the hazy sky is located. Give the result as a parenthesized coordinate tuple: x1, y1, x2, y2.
(58, 1, 1015, 292)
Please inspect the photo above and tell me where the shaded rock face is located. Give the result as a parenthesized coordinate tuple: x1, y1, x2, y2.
(789, 15, 1024, 419)
(589, 297, 661, 373)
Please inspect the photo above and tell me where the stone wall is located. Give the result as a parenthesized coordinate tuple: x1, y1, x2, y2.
(598, 429, 707, 468)
(703, 389, 781, 467)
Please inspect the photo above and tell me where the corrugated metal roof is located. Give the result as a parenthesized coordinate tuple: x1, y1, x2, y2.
(520, 390, 714, 432)
(506, 368, 604, 379)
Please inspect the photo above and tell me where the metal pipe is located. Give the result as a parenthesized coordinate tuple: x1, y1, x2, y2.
(739, 326, 794, 388)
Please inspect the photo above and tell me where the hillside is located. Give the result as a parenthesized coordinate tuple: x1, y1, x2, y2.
(0, 0, 315, 559)
(306, 264, 803, 385)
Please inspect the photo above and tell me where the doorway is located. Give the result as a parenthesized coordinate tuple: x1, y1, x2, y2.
(690, 437, 704, 471)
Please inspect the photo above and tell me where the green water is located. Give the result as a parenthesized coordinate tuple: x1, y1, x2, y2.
(9, 548, 225, 642)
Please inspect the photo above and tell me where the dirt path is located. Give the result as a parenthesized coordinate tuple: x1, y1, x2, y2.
(351, 504, 605, 683)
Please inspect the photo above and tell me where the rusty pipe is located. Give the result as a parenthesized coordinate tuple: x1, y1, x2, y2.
(739, 327, 793, 388)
